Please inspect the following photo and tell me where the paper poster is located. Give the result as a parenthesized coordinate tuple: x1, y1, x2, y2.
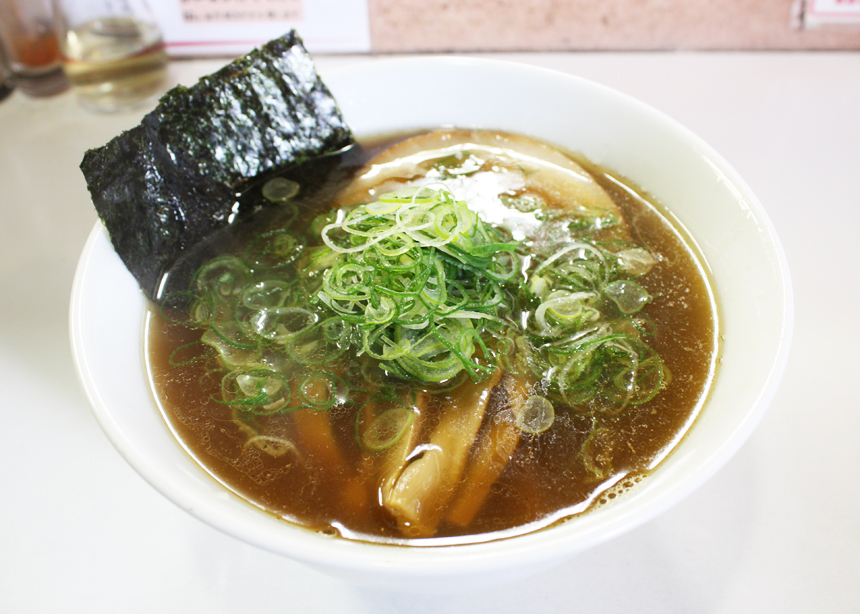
(149, 0, 370, 56)
(804, 0, 860, 27)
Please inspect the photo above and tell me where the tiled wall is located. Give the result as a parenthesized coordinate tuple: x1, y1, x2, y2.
(367, 0, 860, 51)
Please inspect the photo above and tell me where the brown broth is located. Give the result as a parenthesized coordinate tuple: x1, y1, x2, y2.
(146, 131, 718, 544)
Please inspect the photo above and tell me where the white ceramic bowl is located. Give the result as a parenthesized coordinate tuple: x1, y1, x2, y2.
(70, 57, 792, 592)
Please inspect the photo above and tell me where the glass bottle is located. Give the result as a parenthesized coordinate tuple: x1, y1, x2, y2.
(0, 30, 16, 102)
(53, 0, 168, 112)
(0, 0, 69, 97)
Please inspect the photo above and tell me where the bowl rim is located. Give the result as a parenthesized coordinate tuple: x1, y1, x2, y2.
(69, 55, 794, 581)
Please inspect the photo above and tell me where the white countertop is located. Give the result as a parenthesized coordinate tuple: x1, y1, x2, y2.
(1, 51, 857, 612)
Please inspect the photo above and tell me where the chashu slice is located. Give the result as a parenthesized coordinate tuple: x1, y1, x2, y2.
(382, 369, 503, 538)
(445, 372, 532, 527)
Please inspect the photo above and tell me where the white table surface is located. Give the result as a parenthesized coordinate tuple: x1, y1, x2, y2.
(1, 51, 857, 613)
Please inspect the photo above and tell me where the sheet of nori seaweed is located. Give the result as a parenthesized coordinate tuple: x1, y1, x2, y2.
(80, 30, 353, 301)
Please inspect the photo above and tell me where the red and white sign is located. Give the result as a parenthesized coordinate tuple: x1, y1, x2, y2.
(180, 0, 304, 23)
(805, 0, 860, 27)
(149, 0, 370, 56)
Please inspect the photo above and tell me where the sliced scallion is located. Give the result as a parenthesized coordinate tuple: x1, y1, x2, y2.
(176, 181, 667, 427)
(262, 177, 299, 203)
(359, 407, 415, 452)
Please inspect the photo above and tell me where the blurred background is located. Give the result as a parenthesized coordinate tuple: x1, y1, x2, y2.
(153, 0, 860, 55)
(2, 0, 858, 107)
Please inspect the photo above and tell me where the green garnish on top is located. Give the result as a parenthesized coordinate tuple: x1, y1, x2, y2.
(316, 186, 520, 383)
(167, 185, 664, 423)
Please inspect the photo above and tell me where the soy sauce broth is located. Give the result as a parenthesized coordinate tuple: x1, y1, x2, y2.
(145, 130, 718, 544)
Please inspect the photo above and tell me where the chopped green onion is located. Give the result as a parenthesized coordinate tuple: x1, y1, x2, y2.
(168, 340, 215, 366)
(604, 279, 651, 314)
(262, 177, 299, 203)
(298, 371, 340, 411)
(243, 229, 304, 270)
(178, 181, 666, 426)
(218, 368, 292, 415)
(358, 407, 415, 452)
(582, 426, 613, 479)
(516, 396, 555, 434)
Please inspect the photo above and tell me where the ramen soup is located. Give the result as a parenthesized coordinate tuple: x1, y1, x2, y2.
(147, 129, 718, 544)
